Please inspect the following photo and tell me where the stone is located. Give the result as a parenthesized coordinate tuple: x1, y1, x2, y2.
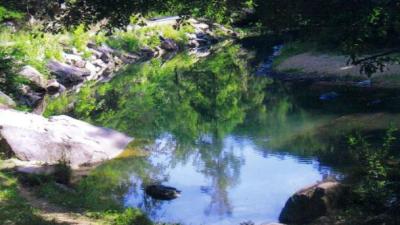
(0, 91, 16, 108)
(120, 53, 141, 64)
(18, 85, 44, 107)
(46, 79, 66, 95)
(85, 62, 98, 80)
(279, 181, 345, 224)
(140, 47, 155, 58)
(47, 60, 89, 87)
(0, 109, 133, 168)
(100, 52, 112, 64)
(18, 65, 47, 89)
(160, 36, 179, 52)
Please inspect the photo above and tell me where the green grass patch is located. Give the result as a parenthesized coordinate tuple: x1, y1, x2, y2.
(0, 168, 59, 225)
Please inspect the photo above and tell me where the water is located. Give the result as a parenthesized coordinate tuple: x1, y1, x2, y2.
(123, 135, 333, 225)
(49, 40, 400, 225)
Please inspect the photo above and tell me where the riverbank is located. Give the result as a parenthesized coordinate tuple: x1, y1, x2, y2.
(271, 42, 400, 88)
(0, 12, 238, 225)
(0, 14, 236, 112)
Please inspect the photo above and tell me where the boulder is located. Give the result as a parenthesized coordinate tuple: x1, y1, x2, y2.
(0, 109, 133, 168)
(47, 60, 89, 87)
(0, 91, 16, 108)
(18, 65, 47, 90)
(279, 181, 345, 224)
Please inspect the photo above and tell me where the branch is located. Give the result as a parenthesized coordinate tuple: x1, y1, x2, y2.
(352, 48, 400, 65)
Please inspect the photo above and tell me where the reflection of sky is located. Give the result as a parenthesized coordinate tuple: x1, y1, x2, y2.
(124, 135, 332, 225)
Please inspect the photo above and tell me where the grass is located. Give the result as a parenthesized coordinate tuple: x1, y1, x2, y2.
(107, 24, 194, 53)
(0, 168, 59, 225)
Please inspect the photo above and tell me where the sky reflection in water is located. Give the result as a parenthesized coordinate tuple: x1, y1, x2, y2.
(124, 135, 333, 225)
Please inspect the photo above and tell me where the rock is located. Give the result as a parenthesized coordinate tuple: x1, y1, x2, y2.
(18, 85, 44, 107)
(100, 52, 112, 64)
(188, 39, 200, 48)
(46, 79, 66, 95)
(194, 22, 210, 30)
(18, 66, 47, 90)
(47, 60, 89, 87)
(140, 47, 155, 59)
(145, 184, 181, 200)
(17, 164, 56, 176)
(0, 109, 133, 168)
(279, 181, 345, 224)
(0, 91, 16, 108)
(160, 36, 179, 52)
(85, 62, 98, 80)
(120, 53, 141, 64)
(63, 53, 85, 67)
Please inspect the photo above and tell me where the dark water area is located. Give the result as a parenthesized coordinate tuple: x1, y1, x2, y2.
(49, 39, 400, 224)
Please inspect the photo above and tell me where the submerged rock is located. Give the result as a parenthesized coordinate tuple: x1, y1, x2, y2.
(279, 181, 346, 224)
(145, 184, 181, 200)
(0, 109, 133, 168)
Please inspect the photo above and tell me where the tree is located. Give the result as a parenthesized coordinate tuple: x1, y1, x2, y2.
(255, 0, 400, 76)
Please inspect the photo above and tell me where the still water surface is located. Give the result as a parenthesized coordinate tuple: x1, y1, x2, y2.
(53, 40, 400, 224)
(123, 135, 333, 225)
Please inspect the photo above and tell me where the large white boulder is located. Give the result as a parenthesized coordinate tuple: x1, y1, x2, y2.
(0, 109, 133, 168)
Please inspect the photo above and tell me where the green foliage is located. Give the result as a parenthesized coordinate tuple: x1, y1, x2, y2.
(0, 48, 24, 97)
(70, 24, 91, 55)
(48, 43, 266, 143)
(347, 126, 398, 211)
(43, 94, 71, 117)
(59, 0, 251, 29)
(0, 6, 23, 23)
(0, 26, 64, 75)
(256, 0, 400, 76)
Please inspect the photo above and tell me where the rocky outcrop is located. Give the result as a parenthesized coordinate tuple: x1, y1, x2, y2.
(0, 109, 133, 168)
(279, 181, 346, 224)
(47, 60, 89, 87)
